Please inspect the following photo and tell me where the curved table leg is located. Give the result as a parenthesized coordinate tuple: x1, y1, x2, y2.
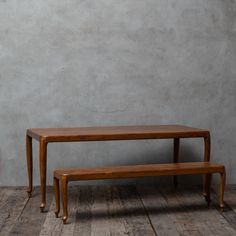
(39, 139, 47, 212)
(26, 135, 33, 198)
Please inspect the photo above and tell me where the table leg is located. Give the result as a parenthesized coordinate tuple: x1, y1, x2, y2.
(173, 138, 180, 188)
(39, 138, 47, 212)
(26, 135, 33, 198)
(203, 134, 211, 204)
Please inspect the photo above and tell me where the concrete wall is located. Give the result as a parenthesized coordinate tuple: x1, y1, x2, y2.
(0, 0, 235, 186)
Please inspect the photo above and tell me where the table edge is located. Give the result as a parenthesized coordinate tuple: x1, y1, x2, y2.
(26, 126, 210, 142)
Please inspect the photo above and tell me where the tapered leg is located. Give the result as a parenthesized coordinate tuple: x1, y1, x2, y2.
(173, 138, 180, 188)
(26, 135, 33, 198)
(54, 177, 60, 217)
(220, 170, 226, 211)
(61, 177, 68, 224)
(39, 139, 47, 212)
(203, 134, 211, 199)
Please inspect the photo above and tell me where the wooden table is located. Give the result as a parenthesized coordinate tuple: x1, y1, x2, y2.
(26, 125, 211, 212)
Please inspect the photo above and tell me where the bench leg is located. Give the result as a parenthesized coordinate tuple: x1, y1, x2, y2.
(204, 173, 212, 206)
(220, 171, 226, 211)
(54, 177, 60, 218)
(61, 177, 68, 224)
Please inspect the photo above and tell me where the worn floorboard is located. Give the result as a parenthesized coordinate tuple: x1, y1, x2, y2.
(39, 186, 79, 236)
(73, 186, 93, 236)
(118, 185, 156, 236)
(175, 186, 236, 236)
(212, 185, 236, 233)
(8, 187, 54, 236)
(0, 185, 236, 236)
(0, 187, 28, 236)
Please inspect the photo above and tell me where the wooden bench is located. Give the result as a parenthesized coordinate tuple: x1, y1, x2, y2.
(53, 162, 226, 224)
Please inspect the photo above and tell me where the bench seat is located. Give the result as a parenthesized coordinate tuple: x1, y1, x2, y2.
(54, 162, 224, 181)
(53, 162, 226, 224)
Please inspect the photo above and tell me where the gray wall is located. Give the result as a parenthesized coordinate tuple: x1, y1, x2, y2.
(0, 0, 235, 186)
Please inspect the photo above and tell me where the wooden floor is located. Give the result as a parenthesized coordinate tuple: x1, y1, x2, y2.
(1, 185, 236, 236)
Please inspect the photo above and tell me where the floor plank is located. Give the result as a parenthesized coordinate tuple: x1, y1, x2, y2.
(73, 185, 155, 236)
(39, 186, 79, 236)
(223, 185, 236, 212)
(176, 186, 215, 235)
(118, 185, 156, 236)
(137, 185, 181, 236)
(73, 186, 93, 236)
(8, 187, 54, 236)
(61, 186, 80, 235)
(89, 186, 128, 236)
(0, 187, 28, 236)
(175, 186, 236, 236)
(138, 185, 236, 236)
(212, 185, 236, 233)
(99, 186, 129, 236)
(1, 185, 236, 236)
(0, 188, 14, 204)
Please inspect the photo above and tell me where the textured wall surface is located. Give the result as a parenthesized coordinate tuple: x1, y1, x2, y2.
(0, 0, 235, 186)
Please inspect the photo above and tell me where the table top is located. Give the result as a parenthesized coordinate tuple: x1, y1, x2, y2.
(27, 125, 209, 142)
